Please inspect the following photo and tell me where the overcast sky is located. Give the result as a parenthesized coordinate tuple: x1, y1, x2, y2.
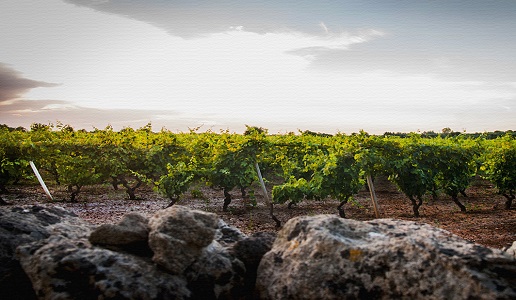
(1, 0, 515, 133)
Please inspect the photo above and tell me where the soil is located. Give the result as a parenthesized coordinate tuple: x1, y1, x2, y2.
(1, 176, 514, 250)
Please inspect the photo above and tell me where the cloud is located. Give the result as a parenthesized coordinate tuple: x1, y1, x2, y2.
(225, 26, 384, 58)
(0, 98, 225, 132)
(296, 38, 516, 82)
(285, 28, 384, 59)
(319, 22, 329, 34)
(63, 0, 282, 38)
(3, 1, 515, 134)
(0, 63, 58, 102)
(62, 0, 516, 83)
(62, 0, 387, 41)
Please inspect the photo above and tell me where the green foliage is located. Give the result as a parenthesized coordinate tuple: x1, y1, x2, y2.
(315, 150, 364, 203)
(156, 161, 195, 203)
(384, 136, 480, 216)
(1, 124, 514, 216)
(480, 135, 516, 209)
(198, 130, 266, 210)
(272, 177, 311, 204)
(433, 139, 479, 201)
(387, 139, 440, 203)
(272, 139, 364, 217)
(0, 128, 31, 190)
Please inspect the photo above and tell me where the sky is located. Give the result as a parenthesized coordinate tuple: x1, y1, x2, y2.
(1, 0, 515, 134)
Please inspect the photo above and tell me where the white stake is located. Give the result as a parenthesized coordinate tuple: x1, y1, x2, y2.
(29, 161, 53, 201)
(255, 163, 269, 202)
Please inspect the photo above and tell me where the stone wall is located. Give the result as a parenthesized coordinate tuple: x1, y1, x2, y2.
(1, 205, 514, 299)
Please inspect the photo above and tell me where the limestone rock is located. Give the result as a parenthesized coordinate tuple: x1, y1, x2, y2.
(0, 206, 91, 300)
(89, 212, 151, 256)
(215, 219, 246, 247)
(4, 205, 261, 299)
(185, 241, 247, 299)
(233, 232, 276, 272)
(12, 205, 512, 299)
(232, 232, 276, 298)
(148, 205, 219, 274)
(256, 216, 516, 300)
(504, 241, 516, 258)
(17, 235, 190, 300)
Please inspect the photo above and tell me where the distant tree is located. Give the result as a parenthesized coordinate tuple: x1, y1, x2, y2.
(300, 130, 333, 137)
(30, 123, 52, 132)
(244, 125, 268, 135)
(56, 121, 74, 133)
(442, 127, 452, 134)
(0, 124, 26, 132)
(421, 131, 438, 138)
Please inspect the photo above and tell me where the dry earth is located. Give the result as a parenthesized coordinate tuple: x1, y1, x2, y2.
(1, 176, 514, 249)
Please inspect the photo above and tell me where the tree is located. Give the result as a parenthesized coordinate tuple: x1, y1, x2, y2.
(442, 127, 452, 134)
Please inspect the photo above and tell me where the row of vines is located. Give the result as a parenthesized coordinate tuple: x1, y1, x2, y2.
(1, 124, 514, 221)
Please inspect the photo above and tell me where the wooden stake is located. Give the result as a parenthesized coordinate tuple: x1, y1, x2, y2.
(255, 163, 281, 227)
(367, 175, 380, 218)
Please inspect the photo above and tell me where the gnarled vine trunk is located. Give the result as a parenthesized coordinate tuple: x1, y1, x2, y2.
(68, 185, 82, 203)
(111, 177, 120, 190)
(119, 177, 143, 200)
(409, 195, 423, 217)
(502, 193, 514, 210)
(337, 197, 350, 218)
(223, 188, 231, 212)
(451, 193, 467, 212)
(166, 196, 179, 208)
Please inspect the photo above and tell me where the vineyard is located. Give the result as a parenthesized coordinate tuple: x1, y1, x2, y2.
(1, 124, 515, 248)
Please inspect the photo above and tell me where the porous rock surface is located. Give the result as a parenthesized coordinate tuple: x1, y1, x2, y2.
(185, 240, 246, 299)
(256, 215, 516, 300)
(17, 235, 191, 299)
(504, 241, 516, 258)
(232, 232, 277, 297)
(148, 205, 219, 274)
(2, 205, 515, 299)
(0, 206, 91, 300)
(89, 212, 151, 255)
(2, 205, 267, 299)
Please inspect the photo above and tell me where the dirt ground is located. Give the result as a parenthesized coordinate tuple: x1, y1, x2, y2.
(1, 176, 514, 250)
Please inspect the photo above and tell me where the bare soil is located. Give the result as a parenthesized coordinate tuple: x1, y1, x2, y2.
(1, 176, 514, 249)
